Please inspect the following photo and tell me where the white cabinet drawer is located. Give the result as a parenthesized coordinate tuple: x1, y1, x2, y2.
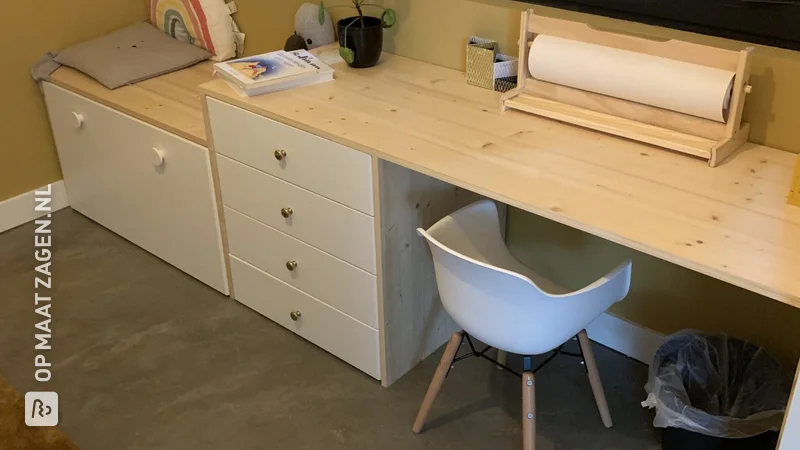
(207, 98, 374, 216)
(217, 155, 377, 274)
(230, 256, 380, 379)
(43, 83, 228, 294)
(225, 207, 378, 329)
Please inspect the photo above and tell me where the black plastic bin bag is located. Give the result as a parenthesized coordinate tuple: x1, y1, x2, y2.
(642, 330, 792, 447)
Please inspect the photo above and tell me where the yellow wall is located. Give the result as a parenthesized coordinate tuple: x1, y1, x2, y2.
(382, 0, 800, 154)
(234, 0, 308, 55)
(382, 0, 800, 366)
(234, 0, 357, 56)
(1, 0, 346, 203)
(0, 1, 147, 201)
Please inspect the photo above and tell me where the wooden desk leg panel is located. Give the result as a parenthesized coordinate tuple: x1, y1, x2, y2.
(375, 158, 507, 386)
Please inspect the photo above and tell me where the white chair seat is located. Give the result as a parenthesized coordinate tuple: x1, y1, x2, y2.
(412, 200, 633, 450)
(417, 199, 632, 356)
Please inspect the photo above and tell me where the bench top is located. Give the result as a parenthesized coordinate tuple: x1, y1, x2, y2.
(49, 62, 214, 146)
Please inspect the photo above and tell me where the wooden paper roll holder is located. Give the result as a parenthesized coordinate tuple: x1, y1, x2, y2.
(501, 10, 755, 167)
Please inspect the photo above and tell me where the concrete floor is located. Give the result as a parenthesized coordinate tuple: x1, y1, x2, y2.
(0, 209, 661, 450)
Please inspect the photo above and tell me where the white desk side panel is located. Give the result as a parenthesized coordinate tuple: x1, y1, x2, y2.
(779, 368, 800, 450)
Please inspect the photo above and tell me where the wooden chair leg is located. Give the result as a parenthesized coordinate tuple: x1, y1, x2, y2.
(578, 330, 613, 428)
(412, 332, 463, 433)
(522, 371, 536, 450)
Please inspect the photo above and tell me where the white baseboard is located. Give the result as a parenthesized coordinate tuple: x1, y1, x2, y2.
(586, 312, 664, 366)
(0, 181, 69, 234)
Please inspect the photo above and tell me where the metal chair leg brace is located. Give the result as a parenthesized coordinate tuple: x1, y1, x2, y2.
(446, 332, 587, 379)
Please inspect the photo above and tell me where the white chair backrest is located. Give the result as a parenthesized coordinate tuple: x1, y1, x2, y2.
(418, 200, 631, 355)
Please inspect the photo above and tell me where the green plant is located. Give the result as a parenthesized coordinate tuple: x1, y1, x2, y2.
(318, 0, 397, 64)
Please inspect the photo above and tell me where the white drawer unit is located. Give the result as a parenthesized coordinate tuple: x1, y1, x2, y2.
(207, 98, 374, 216)
(225, 207, 379, 329)
(43, 83, 228, 294)
(217, 155, 377, 274)
(208, 96, 383, 381)
(230, 256, 381, 379)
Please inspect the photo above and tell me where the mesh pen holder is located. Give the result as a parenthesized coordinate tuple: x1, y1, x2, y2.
(466, 36, 518, 93)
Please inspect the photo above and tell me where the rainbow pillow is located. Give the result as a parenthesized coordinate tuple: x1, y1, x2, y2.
(149, 0, 237, 61)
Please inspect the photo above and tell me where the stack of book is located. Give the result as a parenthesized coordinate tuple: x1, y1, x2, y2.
(213, 50, 334, 97)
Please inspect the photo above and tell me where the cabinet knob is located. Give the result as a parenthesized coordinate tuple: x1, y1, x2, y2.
(274, 149, 287, 161)
(290, 310, 302, 321)
(151, 147, 166, 167)
(286, 260, 298, 271)
(72, 112, 84, 129)
(281, 207, 293, 218)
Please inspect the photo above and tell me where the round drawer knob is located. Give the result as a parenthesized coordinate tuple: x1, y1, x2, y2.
(281, 207, 293, 218)
(290, 310, 302, 321)
(150, 147, 166, 167)
(274, 149, 287, 161)
(286, 260, 298, 271)
(72, 112, 84, 129)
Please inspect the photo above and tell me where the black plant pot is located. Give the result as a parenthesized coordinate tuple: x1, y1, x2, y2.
(337, 16, 383, 68)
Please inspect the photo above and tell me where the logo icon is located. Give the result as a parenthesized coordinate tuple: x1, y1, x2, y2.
(25, 392, 58, 426)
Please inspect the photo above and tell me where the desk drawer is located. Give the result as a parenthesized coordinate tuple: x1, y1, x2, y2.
(230, 256, 380, 379)
(225, 207, 378, 329)
(43, 83, 228, 294)
(207, 98, 374, 216)
(217, 155, 377, 274)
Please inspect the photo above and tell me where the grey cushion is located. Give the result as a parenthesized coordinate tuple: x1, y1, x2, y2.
(54, 22, 211, 89)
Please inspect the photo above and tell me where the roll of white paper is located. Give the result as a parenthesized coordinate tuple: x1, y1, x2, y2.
(528, 35, 735, 122)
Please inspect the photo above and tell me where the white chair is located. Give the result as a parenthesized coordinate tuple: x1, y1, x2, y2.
(412, 200, 632, 450)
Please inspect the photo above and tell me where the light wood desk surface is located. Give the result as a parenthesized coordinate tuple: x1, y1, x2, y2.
(201, 53, 800, 309)
(49, 62, 214, 146)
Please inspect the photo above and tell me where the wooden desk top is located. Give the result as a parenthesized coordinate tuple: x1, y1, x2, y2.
(201, 54, 800, 309)
(49, 62, 214, 146)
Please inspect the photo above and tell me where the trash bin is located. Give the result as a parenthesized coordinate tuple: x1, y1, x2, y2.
(642, 330, 793, 450)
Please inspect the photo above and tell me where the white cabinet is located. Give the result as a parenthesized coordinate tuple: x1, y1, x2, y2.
(209, 97, 381, 380)
(43, 83, 228, 294)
